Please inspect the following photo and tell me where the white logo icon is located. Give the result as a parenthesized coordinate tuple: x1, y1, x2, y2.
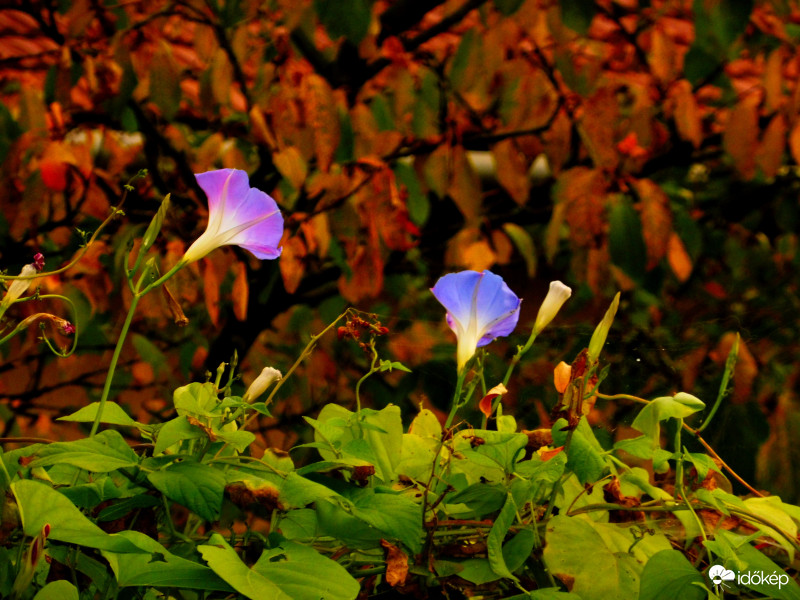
(709, 564, 735, 590)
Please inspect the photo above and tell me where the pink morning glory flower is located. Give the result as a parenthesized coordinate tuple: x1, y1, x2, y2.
(431, 270, 521, 371)
(182, 169, 283, 265)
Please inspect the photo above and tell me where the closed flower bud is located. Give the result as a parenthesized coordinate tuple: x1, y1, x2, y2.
(533, 281, 572, 335)
(2, 264, 37, 310)
(244, 366, 282, 402)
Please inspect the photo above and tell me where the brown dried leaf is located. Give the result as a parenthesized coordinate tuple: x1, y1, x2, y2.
(578, 88, 619, 170)
(557, 167, 608, 248)
(493, 139, 531, 206)
(304, 74, 340, 172)
(381, 540, 409, 587)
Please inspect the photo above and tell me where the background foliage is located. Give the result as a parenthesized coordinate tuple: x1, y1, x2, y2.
(1, 0, 799, 501)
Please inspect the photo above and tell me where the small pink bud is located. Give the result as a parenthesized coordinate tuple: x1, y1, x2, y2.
(33, 253, 45, 272)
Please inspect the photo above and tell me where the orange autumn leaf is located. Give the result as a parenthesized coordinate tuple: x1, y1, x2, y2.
(232, 261, 249, 321)
(789, 120, 800, 165)
(554, 361, 572, 394)
(670, 80, 702, 149)
(478, 383, 508, 418)
(667, 232, 693, 282)
(279, 235, 307, 295)
(723, 96, 759, 179)
(755, 113, 787, 178)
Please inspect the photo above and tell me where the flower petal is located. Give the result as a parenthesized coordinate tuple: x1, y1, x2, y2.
(183, 169, 283, 263)
(431, 270, 521, 370)
(196, 169, 252, 225)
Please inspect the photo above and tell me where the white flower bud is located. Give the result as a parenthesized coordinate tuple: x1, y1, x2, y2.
(244, 366, 282, 402)
(533, 281, 572, 335)
(1, 264, 37, 310)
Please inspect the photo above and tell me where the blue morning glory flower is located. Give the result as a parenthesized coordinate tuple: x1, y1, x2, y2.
(431, 270, 521, 371)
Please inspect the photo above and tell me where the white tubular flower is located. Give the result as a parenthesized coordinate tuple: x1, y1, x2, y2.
(244, 366, 282, 402)
(533, 281, 572, 335)
(1, 264, 37, 311)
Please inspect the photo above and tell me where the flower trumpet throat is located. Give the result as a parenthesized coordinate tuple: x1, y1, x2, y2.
(431, 270, 521, 371)
(181, 169, 284, 265)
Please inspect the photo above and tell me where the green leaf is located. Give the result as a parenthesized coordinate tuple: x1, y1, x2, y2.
(631, 393, 706, 439)
(97, 494, 160, 521)
(105, 532, 232, 591)
(552, 418, 608, 484)
(315, 404, 403, 483)
(502, 223, 537, 277)
(447, 483, 507, 519)
(488, 493, 520, 581)
(544, 516, 672, 600)
(493, 0, 525, 16)
(609, 199, 647, 282)
(278, 508, 317, 540)
(199, 534, 292, 600)
(314, 0, 371, 43)
(32, 580, 79, 600)
(456, 429, 528, 474)
(58, 401, 137, 427)
(704, 530, 800, 600)
(154, 415, 206, 455)
(132, 333, 168, 375)
(379, 359, 412, 373)
(560, 0, 596, 34)
(29, 430, 138, 472)
(639, 549, 705, 600)
(252, 539, 360, 600)
(147, 460, 226, 522)
(149, 43, 181, 120)
(458, 529, 534, 585)
(173, 382, 220, 416)
(11, 480, 142, 553)
(215, 429, 256, 452)
(394, 162, 429, 226)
